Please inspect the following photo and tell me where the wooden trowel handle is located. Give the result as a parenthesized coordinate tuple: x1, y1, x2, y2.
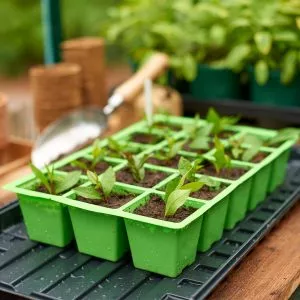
(115, 53, 169, 103)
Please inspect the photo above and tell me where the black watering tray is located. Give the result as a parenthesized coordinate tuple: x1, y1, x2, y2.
(0, 160, 300, 300)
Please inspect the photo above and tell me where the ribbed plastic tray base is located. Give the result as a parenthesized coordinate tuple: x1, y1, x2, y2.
(0, 161, 299, 300)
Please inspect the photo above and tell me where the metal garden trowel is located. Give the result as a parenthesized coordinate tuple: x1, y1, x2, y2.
(31, 53, 169, 167)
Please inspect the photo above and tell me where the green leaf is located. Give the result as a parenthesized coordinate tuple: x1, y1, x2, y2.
(281, 51, 297, 85)
(108, 137, 122, 152)
(181, 181, 204, 192)
(197, 175, 220, 188)
(210, 25, 226, 47)
(55, 171, 81, 194)
(74, 186, 102, 200)
(232, 147, 242, 159)
(30, 163, 51, 194)
(242, 147, 260, 162)
(87, 170, 99, 185)
(268, 128, 300, 145)
(254, 31, 272, 55)
(225, 44, 251, 72)
(165, 189, 191, 217)
(212, 137, 231, 173)
(206, 108, 221, 134)
(71, 160, 88, 170)
(99, 167, 115, 198)
(189, 137, 210, 150)
(255, 60, 269, 86)
(165, 177, 181, 200)
(178, 157, 192, 176)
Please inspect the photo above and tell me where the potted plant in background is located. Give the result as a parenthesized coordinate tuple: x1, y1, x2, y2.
(224, 0, 300, 106)
(104, 0, 243, 100)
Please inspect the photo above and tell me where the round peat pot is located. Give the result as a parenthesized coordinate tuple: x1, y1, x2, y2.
(190, 65, 241, 100)
(123, 193, 204, 277)
(197, 196, 229, 252)
(249, 69, 300, 107)
(18, 194, 74, 247)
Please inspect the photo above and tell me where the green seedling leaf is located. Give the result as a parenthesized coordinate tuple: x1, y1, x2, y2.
(268, 128, 300, 146)
(99, 167, 116, 198)
(30, 163, 52, 194)
(124, 153, 150, 182)
(55, 171, 81, 194)
(71, 160, 89, 170)
(232, 147, 243, 159)
(165, 189, 191, 217)
(74, 186, 102, 200)
(87, 170, 99, 185)
(181, 181, 204, 192)
(197, 175, 221, 188)
(165, 177, 181, 200)
(206, 108, 221, 134)
(212, 137, 231, 173)
(189, 136, 210, 150)
(242, 147, 260, 162)
(178, 157, 193, 176)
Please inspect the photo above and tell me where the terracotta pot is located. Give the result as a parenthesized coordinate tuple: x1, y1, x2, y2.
(0, 94, 9, 149)
(30, 63, 83, 132)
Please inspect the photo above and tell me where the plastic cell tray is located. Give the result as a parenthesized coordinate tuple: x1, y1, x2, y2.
(0, 157, 299, 299)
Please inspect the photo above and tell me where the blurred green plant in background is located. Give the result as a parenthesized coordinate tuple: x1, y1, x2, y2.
(0, 0, 121, 76)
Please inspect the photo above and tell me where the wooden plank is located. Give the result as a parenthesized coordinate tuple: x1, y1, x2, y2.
(209, 202, 300, 300)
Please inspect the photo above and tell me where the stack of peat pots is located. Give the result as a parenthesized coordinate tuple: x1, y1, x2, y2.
(4, 115, 295, 278)
(30, 63, 82, 132)
(61, 37, 107, 107)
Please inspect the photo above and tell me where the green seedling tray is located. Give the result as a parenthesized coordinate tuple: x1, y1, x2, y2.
(4, 114, 295, 277)
(66, 184, 145, 262)
(122, 191, 205, 277)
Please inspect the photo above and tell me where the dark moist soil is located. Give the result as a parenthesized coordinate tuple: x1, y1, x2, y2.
(210, 130, 235, 139)
(76, 193, 135, 209)
(183, 140, 214, 154)
(226, 151, 268, 163)
(190, 185, 225, 200)
(116, 168, 168, 188)
(198, 164, 246, 180)
(147, 154, 182, 168)
(154, 122, 181, 131)
(130, 132, 163, 144)
(134, 196, 196, 222)
(59, 158, 110, 173)
(35, 185, 70, 196)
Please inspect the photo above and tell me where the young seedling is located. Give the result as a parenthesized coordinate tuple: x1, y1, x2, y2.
(154, 136, 186, 161)
(266, 128, 300, 146)
(71, 139, 107, 170)
(210, 137, 231, 173)
(163, 161, 220, 217)
(107, 137, 137, 157)
(74, 167, 116, 200)
(30, 163, 81, 195)
(183, 114, 213, 151)
(178, 157, 220, 188)
(229, 134, 263, 162)
(206, 108, 239, 136)
(123, 153, 151, 182)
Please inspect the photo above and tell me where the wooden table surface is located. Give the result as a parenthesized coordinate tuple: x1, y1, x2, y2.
(1, 168, 299, 300)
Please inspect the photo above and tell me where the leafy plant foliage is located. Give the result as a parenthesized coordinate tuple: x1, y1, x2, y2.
(211, 137, 231, 173)
(229, 134, 263, 162)
(206, 108, 239, 135)
(123, 153, 151, 182)
(30, 163, 81, 195)
(74, 167, 116, 200)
